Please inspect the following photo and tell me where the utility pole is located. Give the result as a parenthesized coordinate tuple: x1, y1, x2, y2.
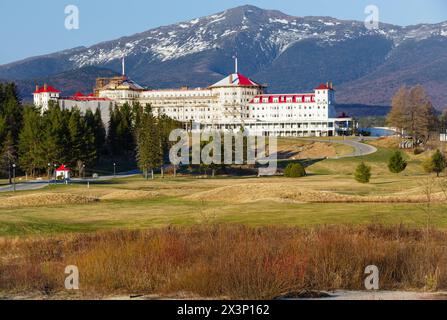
(12, 164, 16, 192)
(8, 162, 12, 185)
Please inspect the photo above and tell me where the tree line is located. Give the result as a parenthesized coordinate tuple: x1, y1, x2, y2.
(0, 82, 183, 180)
(18, 102, 106, 177)
(135, 105, 183, 179)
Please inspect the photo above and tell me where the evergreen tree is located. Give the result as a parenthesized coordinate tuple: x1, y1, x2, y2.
(0, 83, 23, 145)
(18, 106, 45, 177)
(423, 150, 446, 177)
(82, 109, 98, 166)
(116, 102, 135, 156)
(136, 105, 161, 179)
(93, 107, 106, 156)
(68, 108, 86, 174)
(0, 114, 5, 149)
(158, 114, 182, 165)
(0, 83, 23, 167)
(355, 162, 372, 183)
(388, 150, 407, 173)
(0, 132, 16, 183)
(107, 104, 119, 156)
(132, 102, 143, 129)
(42, 101, 69, 165)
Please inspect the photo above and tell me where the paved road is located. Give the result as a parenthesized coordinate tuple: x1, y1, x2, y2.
(327, 137, 378, 159)
(0, 171, 140, 193)
(299, 137, 377, 159)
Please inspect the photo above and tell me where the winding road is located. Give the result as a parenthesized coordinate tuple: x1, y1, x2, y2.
(325, 137, 378, 159)
(0, 171, 139, 193)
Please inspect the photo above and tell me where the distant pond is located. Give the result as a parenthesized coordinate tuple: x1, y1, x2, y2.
(360, 127, 395, 137)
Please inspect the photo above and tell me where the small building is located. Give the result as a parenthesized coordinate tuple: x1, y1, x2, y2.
(33, 84, 60, 110)
(441, 131, 447, 142)
(55, 164, 71, 180)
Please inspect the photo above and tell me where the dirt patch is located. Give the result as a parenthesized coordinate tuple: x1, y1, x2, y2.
(101, 190, 160, 201)
(185, 182, 447, 204)
(0, 193, 98, 208)
(278, 141, 337, 159)
(368, 137, 400, 149)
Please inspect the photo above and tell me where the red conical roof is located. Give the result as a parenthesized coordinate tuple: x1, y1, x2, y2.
(56, 164, 70, 172)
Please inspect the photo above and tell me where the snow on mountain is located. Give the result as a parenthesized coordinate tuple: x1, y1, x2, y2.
(2, 5, 447, 107)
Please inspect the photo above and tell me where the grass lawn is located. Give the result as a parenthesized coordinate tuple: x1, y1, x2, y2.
(0, 140, 445, 238)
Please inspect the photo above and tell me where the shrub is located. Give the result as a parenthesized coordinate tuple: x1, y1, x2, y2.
(413, 148, 424, 155)
(284, 163, 306, 178)
(423, 150, 446, 177)
(354, 162, 371, 183)
(3, 225, 447, 299)
(388, 150, 407, 173)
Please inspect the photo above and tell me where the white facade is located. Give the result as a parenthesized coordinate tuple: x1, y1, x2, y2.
(135, 76, 350, 137)
(59, 98, 113, 127)
(33, 88, 112, 126)
(33, 84, 60, 110)
(137, 73, 264, 125)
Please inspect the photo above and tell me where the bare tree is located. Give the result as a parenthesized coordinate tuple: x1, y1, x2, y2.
(387, 85, 438, 147)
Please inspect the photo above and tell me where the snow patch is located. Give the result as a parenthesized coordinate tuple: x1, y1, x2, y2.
(269, 18, 289, 25)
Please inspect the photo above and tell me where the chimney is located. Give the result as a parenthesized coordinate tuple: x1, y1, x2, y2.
(44, 83, 47, 90)
(326, 82, 329, 88)
(35, 85, 39, 92)
(229, 74, 233, 84)
(330, 82, 333, 89)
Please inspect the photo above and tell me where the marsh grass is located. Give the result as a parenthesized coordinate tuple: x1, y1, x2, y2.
(1, 224, 447, 299)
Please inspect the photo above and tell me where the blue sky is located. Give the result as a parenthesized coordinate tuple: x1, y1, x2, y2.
(0, 0, 446, 65)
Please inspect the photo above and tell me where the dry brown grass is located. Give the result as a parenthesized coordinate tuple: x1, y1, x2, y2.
(100, 190, 160, 201)
(0, 193, 98, 209)
(368, 137, 400, 149)
(1, 224, 447, 299)
(278, 141, 337, 159)
(184, 182, 447, 204)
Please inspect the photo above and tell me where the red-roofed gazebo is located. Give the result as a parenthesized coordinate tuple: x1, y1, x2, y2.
(55, 164, 71, 180)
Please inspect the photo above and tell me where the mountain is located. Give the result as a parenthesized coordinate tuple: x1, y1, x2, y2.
(1, 5, 447, 109)
(2, 66, 120, 101)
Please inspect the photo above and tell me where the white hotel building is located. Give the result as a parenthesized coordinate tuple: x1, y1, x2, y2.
(34, 62, 352, 137)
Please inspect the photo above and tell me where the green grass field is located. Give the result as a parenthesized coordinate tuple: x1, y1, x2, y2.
(0, 139, 445, 238)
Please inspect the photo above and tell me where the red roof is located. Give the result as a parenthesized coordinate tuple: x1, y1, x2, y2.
(56, 164, 70, 172)
(315, 83, 334, 91)
(34, 86, 60, 94)
(210, 73, 264, 88)
(237, 73, 259, 86)
(73, 91, 84, 97)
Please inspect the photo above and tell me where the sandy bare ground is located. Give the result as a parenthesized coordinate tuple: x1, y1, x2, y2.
(305, 291, 447, 300)
(2, 290, 447, 300)
(100, 190, 160, 200)
(0, 193, 98, 208)
(278, 141, 340, 159)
